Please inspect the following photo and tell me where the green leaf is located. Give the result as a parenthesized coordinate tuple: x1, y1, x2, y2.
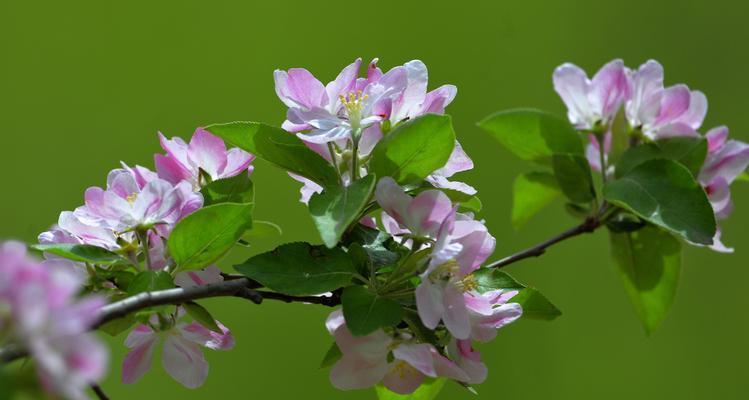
(183, 301, 222, 333)
(473, 268, 561, 320)
(200, 173, 254, 206)
(370, 114, 456, 184)
(30, 244, 126, 265)
(127, 270, 174, 295)
(603, 159, 716, 244)
(205, 121, 339, 186)
(552, 154, 596, 204)
(736, 172, 749, 183)
(309, 174, 376, 248)
(234, 242, 356, 296)
(615, 137, 708, 178)
(375, 378, 447, 400)
(459, 196, 483, 213)
(478, 108, 584, 163)
(342, 285, 403, 336)
(512, 172, 560, 229)
(169, 203, 254, 271)
(609, 226, 682, 334)
(342, 224, 403, 268)
(319, 342, 342, 369)
(609, 107, 630, 163)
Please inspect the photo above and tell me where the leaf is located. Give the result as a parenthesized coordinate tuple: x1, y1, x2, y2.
(127, 270, 174, 295)
(473, 268, 561, 320)
(169, 203, 254, 271)
(183, 301, 222, 333)
(603, 159, 716, 244)
(512, 172, 561, 229)
(609, 225, 682, 334)
(478, 108, 584, 163)
(30, 243, 125, 265)
(319, 342, 342, 369)
(200, 173, 254, 206)
(459, 196, 483, 213)
(552, 154, 596, 204)
(342, 224, 403, 268)
(370, 114, 456, 184)
(205, 121, 339, 186)
(375, 378, 447, 400)
(341, 285, 404, 336)
(615, 137, 708, 178)
(609, 107, 630, 163)
(234, 242, 356, 296)
(736, 172, 749, 183)
(308, 174, 376, 248)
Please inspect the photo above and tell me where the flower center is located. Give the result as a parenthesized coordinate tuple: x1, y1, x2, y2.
(339, 90, 368, 130)
(126, 193, 138, 204)
(393, 360, 419, 379)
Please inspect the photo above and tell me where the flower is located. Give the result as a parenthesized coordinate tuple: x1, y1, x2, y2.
(463, 289, 523, 343)
(156, 128, 255, 189)
(446, 339, 488, 384)
(425, 142, 476, 195)
(275, 58, 408, 144)
(697, 126, 749, 252)
(625, 60, 707, 140)
(325, 310, 469, 394)
(553, 59, 630, 130)
(0, 241, 108, 400)
(174, 265, 224, 288)
(375, 177, 455, 239)
(122, 311, 234, 389)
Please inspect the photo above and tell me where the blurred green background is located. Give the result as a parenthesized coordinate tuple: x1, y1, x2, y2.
(1, 0, 747, 398)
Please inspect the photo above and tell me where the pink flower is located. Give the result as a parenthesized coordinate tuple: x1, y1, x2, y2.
(175, 265, 224, 288)
(0, 242, 108, 400)
(585, 132, 612, 173)
(287, 173, 323, 204)
(463, 289, 523, 342)
(275, 58, 408, 144)
(156, 128, 255, 189)
(553, 59, 630, 130)
(697, 126, 749, 252)
(447, 339, 488, 384)
(325, 310, 468, 394)
(375, 178, 496, 339)
(426, 142, 476, 195)
(625, 60, 707, 140)
(122, 312, 234, 389)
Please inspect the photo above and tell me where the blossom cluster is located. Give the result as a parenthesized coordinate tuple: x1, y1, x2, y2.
(0, 242, 106, 399)
(553, 59, 749, 251)
(37, 128, 253, 391)
(275, 58, 475, 203)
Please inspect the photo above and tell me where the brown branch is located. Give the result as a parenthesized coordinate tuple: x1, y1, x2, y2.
(91, 384, 110, 400)
(487, 215, 602, 269)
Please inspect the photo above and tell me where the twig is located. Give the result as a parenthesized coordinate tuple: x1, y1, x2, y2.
(487, 216, 602, 269)
(91, 384, 110, 400)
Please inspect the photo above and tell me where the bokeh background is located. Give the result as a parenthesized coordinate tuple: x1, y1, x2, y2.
(2, 0, 747, 398)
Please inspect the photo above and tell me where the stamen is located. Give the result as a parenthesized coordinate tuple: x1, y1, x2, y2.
(126, 193, 138, 204)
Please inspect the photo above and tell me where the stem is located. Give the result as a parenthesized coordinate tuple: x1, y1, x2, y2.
(351, 128, 361, 181)
(136, 229, 152, 270)
(598, 133, 608, 185)
(327, 142, 343, 185)
(91, 384, 109, 400)
(487, 215, 602, 269)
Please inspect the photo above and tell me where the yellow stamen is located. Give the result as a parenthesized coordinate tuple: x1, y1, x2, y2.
(126, 193, 138, 204)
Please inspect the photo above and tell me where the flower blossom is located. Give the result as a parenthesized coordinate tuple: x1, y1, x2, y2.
(122, 312, 234, 389)
(625, 60, 707, 140)
(697, 126, 749, 252)
(375, 178, 497, 339)
(156, 128, 255, 189)
(0, 241, 107, 400)
(553, 59, 630, 130)
(325, 310, 471, 394)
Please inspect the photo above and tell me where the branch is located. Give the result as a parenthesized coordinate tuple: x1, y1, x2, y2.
(91, 384, 109, 400)
(487, 215, 602, 269)
(1, 277, 341, 365)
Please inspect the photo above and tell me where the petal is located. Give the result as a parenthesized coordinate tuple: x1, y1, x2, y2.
(381, 362, 425, 395)
(274, 68, 327, 109)
(330, 354, 390, 391)
(325, 58, 362, 108)
(415, 280, 445, 330)
(590, 59, 630, 122)
(654, 85, 691, 126)
(433, 141, 473, 178)
(674, 91, 708, 129)
(222, 148, 255, 178)
(288, 173, 323, 204)
(706, 126, 729, 153)
(553, 63, 593, 127)
(122, 336, 157, 384)
(375, 177, 413, 228)
(391, 60, 429, 122)
(420, 84, 458, 115)
(407, 190, 454, 237)
(425, 175, 477, 196)
(393, 344, 437, 377)
(158, 132, 192, 169)
(627, 60, 664, 126)
(188, 128, 228, 180)
(162, 335, 209, 389)
(179, 321, 235, 351)
(175, 265, 224, 288)
(155, 154, 193, 185)
(442, 284, 471, 340)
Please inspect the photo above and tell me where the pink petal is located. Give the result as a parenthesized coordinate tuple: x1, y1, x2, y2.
(175, 265, 224, 288)
(330, 354, 390, 391)
(375, 177, 413, 228)
(180, 321, 235, 351)
(381, 362, 424, 394)
(155, 154, 192, 185)
(420, 84, 458, 115)
(407, 190, 454, 237)
(415, 280, 445, 330)
(590, 59, 630, 122)
(274, 68, 327, 109)
(393, 344, 437, 377)
(122, 335, 157, 384)
(325, 58, 362, 107)
(162, 335, 209, 389)
(188, 128, 228, 180)
(654, 84, 691, 126)
(553, 63, 592, 127)
(442, 284, 471, 340)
